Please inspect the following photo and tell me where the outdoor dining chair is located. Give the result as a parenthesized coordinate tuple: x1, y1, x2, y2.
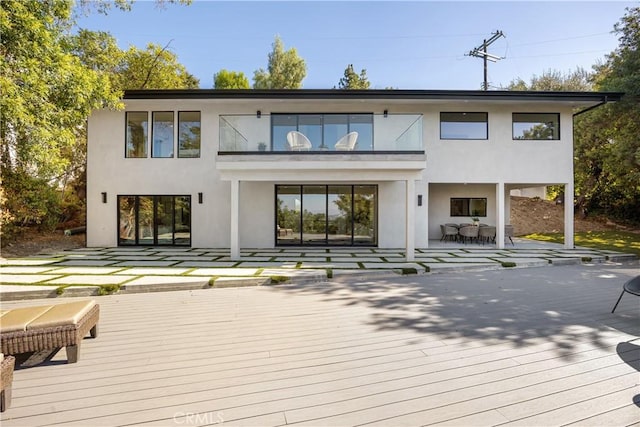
(611, 275, 640, 313)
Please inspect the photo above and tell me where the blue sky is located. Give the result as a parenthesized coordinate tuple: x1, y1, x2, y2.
(74, 1, 636, 90)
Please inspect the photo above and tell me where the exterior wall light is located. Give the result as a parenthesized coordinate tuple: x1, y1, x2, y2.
(101, 192, 107, 204)
(417, 194, 422, 206)
(384, 109, 388, 117)
(198, 192, 203, 204)
(256, 110, 261, 118)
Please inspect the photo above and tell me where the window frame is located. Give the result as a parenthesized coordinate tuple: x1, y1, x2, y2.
(125, 111, 149, 158)
(450, 197, 488, 217)
(512, 112, 560, 140)
(151, 111, 175, 158)
(270, 113, 374, 151)
(275, 184, 378, 246)
(439, 112, 488, 140)
(117, 194, 191, 246)
(177, 111, 201, 158)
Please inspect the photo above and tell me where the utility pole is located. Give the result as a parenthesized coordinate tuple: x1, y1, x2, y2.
(466, 31, 505, 90)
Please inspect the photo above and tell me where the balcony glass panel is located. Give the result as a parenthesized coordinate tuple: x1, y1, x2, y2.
(219, 114, 422, 153)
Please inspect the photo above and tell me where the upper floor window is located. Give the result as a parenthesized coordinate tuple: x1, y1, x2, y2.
(152, 112, 174, 158)
(513, 113, 560, 140)
(440, 112, 488, 140)
(126, 111, 201, 158)
(271, 113, 373, 151)
(125, 112, 148, 158)
(178, 111, 201, 158)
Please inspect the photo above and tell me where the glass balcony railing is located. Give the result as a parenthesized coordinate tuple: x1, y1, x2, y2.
(219, 114, 423, 153)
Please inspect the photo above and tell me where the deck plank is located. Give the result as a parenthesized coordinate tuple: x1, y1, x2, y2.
(1, 263, 638, 427)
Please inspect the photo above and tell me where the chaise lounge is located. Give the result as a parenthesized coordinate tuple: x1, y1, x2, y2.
(0, 300, 99, 365)
(0, 353, 14, 412)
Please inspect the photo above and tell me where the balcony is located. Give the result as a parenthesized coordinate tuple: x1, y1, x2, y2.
(219, 113, 423, 153)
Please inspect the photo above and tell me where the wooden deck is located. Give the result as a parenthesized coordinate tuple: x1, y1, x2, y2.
(1, 263, 639, 426)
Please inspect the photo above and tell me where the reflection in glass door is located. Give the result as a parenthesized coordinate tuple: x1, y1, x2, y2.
(276, 185, 377, 246)
(302, 186, 327, 244)
(118, 195, 191, 246)
(276, 186, 302, 245)
(328, 186, 352, 245)
(156, 196, 174, 245)
(137, 196, 155, 245)
(354, 185, 377, 245)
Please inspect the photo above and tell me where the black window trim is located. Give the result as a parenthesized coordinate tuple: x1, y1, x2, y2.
(439, 111, 489, 140)
(151, 111, 175, 158)
(177, 110, 202, 159)
(274, 184, 378, 247)
(124, 111, 149, 158)
(512, 112, 561, 141)
(117, 194, 192, 246)
(450, 197, 488, 217)
(270, 112, 374, 151)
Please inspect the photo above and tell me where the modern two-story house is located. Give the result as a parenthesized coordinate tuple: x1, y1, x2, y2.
(86, 89, 621, 261)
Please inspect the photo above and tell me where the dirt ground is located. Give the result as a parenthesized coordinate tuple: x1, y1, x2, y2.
(0, 196, 635, 258)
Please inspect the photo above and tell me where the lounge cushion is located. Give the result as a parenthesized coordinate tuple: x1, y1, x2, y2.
(0, 306, 53, 333)
(26, 301, 96, 330)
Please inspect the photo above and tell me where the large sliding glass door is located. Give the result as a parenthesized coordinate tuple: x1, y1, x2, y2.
(118, 195, 191, 246)
(276, 185, 377, 246)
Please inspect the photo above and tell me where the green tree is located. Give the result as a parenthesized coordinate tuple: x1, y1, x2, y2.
(336, 64, 371, 89)
(253, 36, 307, 89)
(116, 43, 199, 90)
(506, 67, 592, 91)
(576, 7, 640, 222)
(0, 0, 197, 241)
(214, 69, 250, 89)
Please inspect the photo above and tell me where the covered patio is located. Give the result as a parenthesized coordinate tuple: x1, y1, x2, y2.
(1, 262, 638, 426)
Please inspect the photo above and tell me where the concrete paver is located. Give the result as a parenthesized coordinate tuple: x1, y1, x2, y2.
(46, 275, 136, 285)
(1, 240, 637, 299)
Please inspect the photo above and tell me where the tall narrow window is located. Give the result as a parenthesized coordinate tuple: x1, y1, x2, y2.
(513, 113, 560, 140)
(125, 112, 148, 158)
(440, 112, 488, 140)
(152, 111, 174, 158)
(178, 111, 201, 158)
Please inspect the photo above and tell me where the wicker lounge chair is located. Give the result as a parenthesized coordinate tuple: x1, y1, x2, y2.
(0, 300, 99, 365)
(1, 354, 14, 412)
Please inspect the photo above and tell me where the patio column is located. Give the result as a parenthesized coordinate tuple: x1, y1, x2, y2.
(230, 179, 240, 260)
(424, 183, 429, 248)
(496, 182, 505, 249)
(406, 179, 415, 261)
(564, 182, 574, 249)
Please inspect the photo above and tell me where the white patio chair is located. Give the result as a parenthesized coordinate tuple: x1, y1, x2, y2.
(334, 132, 358, 151)
(286, 131, 312, 151)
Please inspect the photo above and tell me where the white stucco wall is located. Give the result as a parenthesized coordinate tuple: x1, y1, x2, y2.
(87, 97, 574, 249)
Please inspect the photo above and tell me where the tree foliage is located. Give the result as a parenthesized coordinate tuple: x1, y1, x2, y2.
(117, 43, 199, 90)
(253, 36, 307, 89)
(337, 64, 371, 89)
(507, 8, 640, 223)
(214, 69, 250, 89)
(0, 0, 197, 241)
(506, 67, 592, 91)
(576, 7, 640, 222)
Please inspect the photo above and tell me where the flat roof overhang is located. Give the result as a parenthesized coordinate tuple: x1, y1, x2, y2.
(123, 89, 624, 109)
